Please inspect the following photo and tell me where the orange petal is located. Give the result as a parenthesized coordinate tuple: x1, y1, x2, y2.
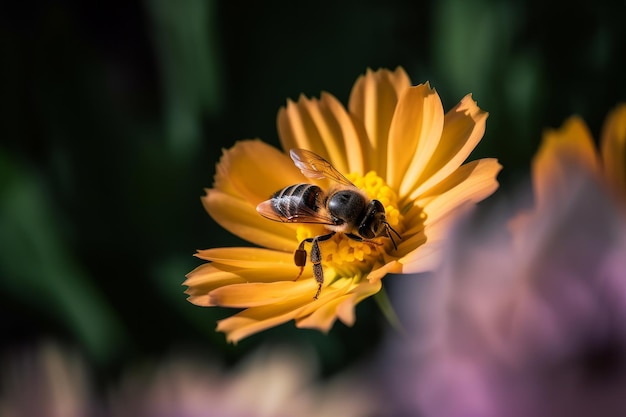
(191, 248, 311, 285)
(195, 247, 294, 266)
(399, 159, 501, 272)
(294, 280, 352, 319)
(600, 103, 626, 196)
(367, 260, 403, 282)
(399, 204, 473, 274)
(341, 279, 381, 312)
(295, 293, 358, 332)
(393, 207, 427, 258)
(399, 239, 447, 273)
(395, 230, 428, 262)
(190, 263, 307, 285)
(213, 139, 304, 205)
(533, 116, 600, 209)
(408, 94, 488, 198)
(216, 300, 310, 344)
(335, 296, 359, 326)
(348, 67, 411, 176)
(417, 158, 502, 224)
(295, 278, 381, 331)
(386, 83, 445, 199)
(202, 189, 298, 252)
(209, 280, 318, 308)
(277, 93, 367, 175)
(184, 263, 242, 287)
(335, 279, 381, 325)
(183, 263, 246, 306)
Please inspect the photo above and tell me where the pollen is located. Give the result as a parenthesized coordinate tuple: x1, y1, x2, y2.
(294, 171, 403, 280)
(347, 171, 402, 229)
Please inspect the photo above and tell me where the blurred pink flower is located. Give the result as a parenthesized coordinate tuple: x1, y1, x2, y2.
(380, 165, 626, 417)
(0, 343, 95, 417)
(108, 347, 377, 417)
(0, 342, 377, 417)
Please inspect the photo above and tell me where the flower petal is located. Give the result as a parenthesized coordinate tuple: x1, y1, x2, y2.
(400, 201, 475, 275)
(277, 93, 366, 175)
(209, 280, 318, 308)
(386, 83, 445, 199)
(348, 67, 411, 176)
(296, 280, 381, 330)
(408, 94, 489, 198)
(296, 293, 357, 332)
(417, 158, 502, 224)
(532, 116, 600, 209)
(183, 263, 246, 306)
(202, 190, 297, 252)
(400, 239, 447, 273)
(185, 249, 311, 307)
(193, 262, 307, 285)
(336, 279, 382, 323)
(294, 279, 351, 318)
(195, 247, 294, 267)
(214, 139, 305, 204)
(216, 301, 309, 344)
(349, 262, 388, 283)
(400, 158, 501, 273)
(600, 103, 626, 195)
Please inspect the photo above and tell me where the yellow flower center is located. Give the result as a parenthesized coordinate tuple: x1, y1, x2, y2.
(295, 171, 403, 283)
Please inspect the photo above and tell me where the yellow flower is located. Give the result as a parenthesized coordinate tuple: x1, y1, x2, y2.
(185, 67, 502, 343)
(532, 103, 626, 208)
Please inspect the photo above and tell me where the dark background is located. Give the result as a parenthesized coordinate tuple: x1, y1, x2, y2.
(2, 0, 625, 380)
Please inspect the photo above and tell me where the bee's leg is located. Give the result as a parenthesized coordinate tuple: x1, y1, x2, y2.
(345, 233, 383, 247)
(310, 238, 323, 299)
(310, 232, 335, 299)
(344, 233, 363, 242)
(294, 237, 314, 280)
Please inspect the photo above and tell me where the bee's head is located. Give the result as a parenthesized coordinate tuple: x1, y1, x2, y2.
(358, 200, 400, 250)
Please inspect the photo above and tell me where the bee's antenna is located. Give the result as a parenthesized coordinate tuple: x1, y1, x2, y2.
(385, 223, 401, 251)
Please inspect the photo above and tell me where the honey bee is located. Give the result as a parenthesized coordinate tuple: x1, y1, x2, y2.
(256, 149, 401, 299)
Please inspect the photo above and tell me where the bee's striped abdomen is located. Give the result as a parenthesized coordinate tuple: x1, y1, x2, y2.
(271, 183, 321, 219)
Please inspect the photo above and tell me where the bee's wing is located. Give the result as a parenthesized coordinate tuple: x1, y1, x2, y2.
(290, 149, 356, 187)
(256, 199, 335, 225)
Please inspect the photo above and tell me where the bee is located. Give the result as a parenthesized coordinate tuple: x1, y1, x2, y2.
(256, 149, 401, 299)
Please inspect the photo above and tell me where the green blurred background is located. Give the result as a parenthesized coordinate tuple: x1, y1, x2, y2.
(2, 0, 625, 379)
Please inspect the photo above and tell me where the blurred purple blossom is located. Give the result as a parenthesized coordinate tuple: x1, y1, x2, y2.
(0, 343, 377, 417)
(379, 170, 626, 417)
(107, 347, 377, 417)
(0, 343, 97, 417)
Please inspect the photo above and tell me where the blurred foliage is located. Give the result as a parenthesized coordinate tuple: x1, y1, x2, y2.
(1, 0, 625, 380)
